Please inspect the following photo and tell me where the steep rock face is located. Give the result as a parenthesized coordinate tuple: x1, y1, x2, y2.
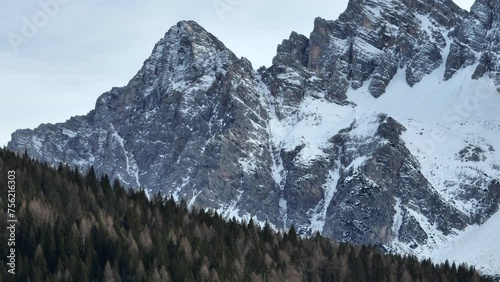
(321, 116, 468, 247)
(261, 0, 499, 244)
(10, 21, 281, 221)
(7, 0, 500, 274)
(446, 0, 500, 89)
(304, 0, 465, 97)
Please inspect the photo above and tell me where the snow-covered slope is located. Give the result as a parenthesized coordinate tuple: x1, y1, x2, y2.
(347, 63, 500, 276)
(430, 209, 500, 276)
(351, 64, 500, 215)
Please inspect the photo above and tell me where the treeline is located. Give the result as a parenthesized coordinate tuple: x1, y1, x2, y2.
(0, 148, 494, 282)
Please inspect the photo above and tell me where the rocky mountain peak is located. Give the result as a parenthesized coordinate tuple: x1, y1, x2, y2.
(273, 31, 310, 68)
(292, 0, 465, 97)
(98, 21, 241, 116)
(340, 0, 465, 28)
(272, 0, 497, 100)
(445, 0, 499, 86)
(470, 0, 497, 28)
(164, 20, 233, 56)
(140, 20, 237, 80)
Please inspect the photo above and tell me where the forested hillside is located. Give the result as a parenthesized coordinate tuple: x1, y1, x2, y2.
(0, 149, 493, 281)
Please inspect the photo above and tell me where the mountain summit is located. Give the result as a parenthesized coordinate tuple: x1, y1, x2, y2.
(8, 0, 500, 276)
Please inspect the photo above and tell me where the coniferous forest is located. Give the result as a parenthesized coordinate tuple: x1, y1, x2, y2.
(0, 149, 494, 282)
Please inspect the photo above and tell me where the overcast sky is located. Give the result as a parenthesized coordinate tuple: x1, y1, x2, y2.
(0, 0, 476, 147)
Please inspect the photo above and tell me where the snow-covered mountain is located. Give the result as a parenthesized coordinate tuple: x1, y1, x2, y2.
(8, 0, 500, 276)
